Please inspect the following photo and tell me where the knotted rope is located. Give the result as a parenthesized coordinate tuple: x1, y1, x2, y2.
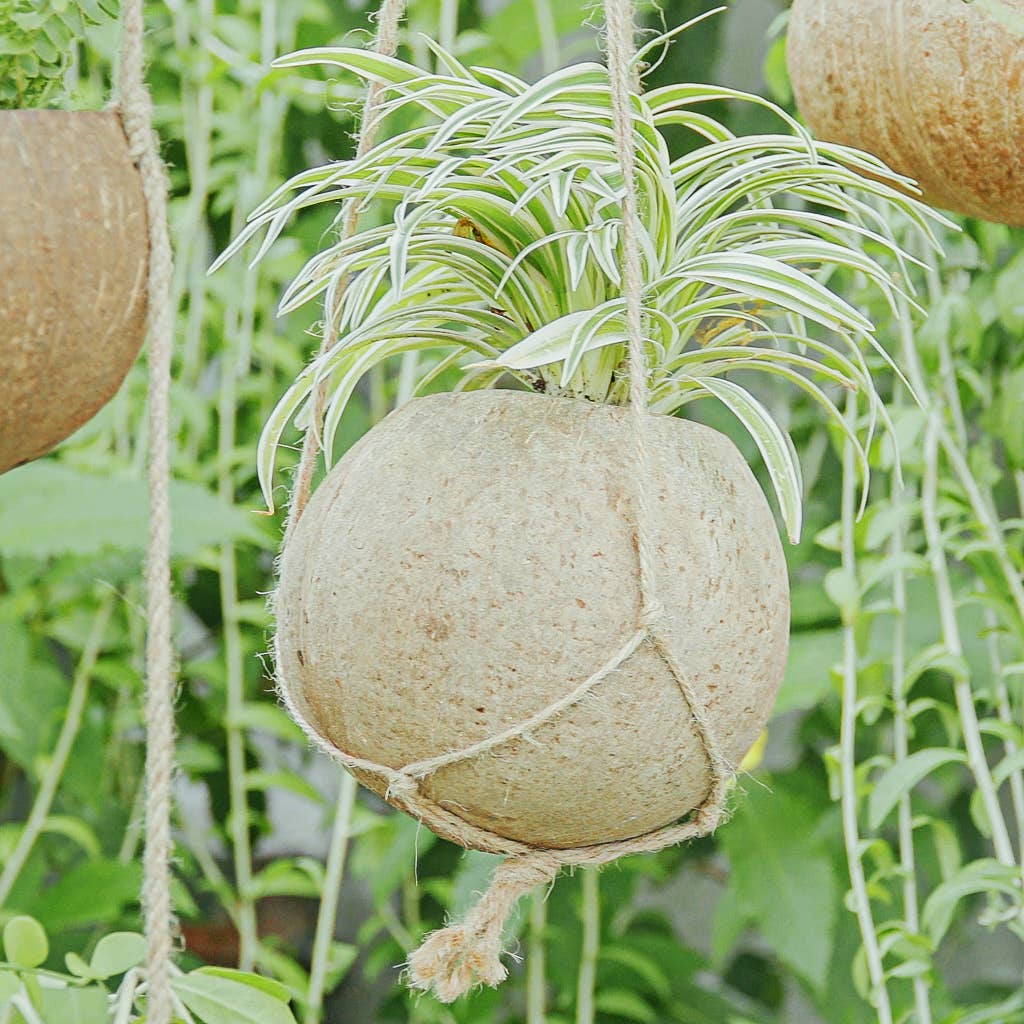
(113, 3, 177, 1021)
(286, 0, 408, 540)
(274, 0, 733, 1003)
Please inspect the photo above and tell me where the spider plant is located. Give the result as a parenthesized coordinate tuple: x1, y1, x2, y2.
(217, 27, 950, 543)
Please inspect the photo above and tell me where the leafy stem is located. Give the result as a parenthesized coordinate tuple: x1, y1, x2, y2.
(840, 394, 894, 1024)
(0, 592, 114, 909)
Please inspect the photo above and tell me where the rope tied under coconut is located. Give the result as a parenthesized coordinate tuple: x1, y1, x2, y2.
(274, 0, 733, 1003)
(400, 0, 733, 997)
(112, 3, 177, 1022)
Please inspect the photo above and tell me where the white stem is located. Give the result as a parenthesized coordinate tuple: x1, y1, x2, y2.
(922, 414, 1016, 866)
(526, 889, 547, 1024)
(897, 296, 1017, 867)
(304, 773, 357, 1024)
(840, 396, 894, 1024)
(439, 0, 458, 55)
(890, 468, 933, 1023)
(575, 869, 600, 1024)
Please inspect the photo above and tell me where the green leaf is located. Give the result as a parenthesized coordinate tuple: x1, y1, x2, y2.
(38, 816, 102, 859)
(2, 917, 48, 968)
(717, 783, 838, 992)
(0, 464, 271, 559)
(868, 749, 968, 830)
(195, 967, 292, 1003)
(65, 952, 92, 978)
(824, 568, 859, 621)
(593, 988, 658, 1023)
(776, 629, 840, 714)
(89, 932, 147, 980)
(686, 375, 803, 542)
(921, 859, 1022, 946)
(24, 860, 141, 933)
(598, 945, 672, 1000)
(172, 971, 298, 1024)
(245, 769, 323, 804)
(230, 703, 307, 744)
(37, 985, 109, 1024)
(0, 613, 68, 771)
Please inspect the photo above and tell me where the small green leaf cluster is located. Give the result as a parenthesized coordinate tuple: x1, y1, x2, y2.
(0, 0, 114, 108)
(0, 916, 299, 1023)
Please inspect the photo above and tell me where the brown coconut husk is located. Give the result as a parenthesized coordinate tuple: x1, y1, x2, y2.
(275, 390, 789, 850)
(787, 0, 1024, 226)
(0, 110, 148, 474)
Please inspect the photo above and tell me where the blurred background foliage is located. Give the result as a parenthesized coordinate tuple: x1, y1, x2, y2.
(0, 1, 1022, 1022)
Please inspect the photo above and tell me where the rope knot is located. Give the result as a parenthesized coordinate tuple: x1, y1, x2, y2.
(384, 772, 419, 801)
(640, 595, 666, 632)
(407, 851, 562, 1002)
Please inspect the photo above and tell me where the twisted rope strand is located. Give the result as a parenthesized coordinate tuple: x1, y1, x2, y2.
(114, 2, 177, 1022)
(400, 628, 646, 779)
(285, 0, 407, 541)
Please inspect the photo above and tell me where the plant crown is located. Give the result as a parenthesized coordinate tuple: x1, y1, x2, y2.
(221, 34, 950, 541)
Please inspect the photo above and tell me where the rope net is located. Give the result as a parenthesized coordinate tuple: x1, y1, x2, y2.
(275, 0, 734, 1003)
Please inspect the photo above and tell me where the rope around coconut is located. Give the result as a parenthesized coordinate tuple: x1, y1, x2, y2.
(272, 0, 734, 1002)
(112, 2, 177, 1021)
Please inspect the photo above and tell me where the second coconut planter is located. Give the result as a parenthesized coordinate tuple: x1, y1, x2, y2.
(787, 0, 1024, 225)
(0, 110, 149, 474)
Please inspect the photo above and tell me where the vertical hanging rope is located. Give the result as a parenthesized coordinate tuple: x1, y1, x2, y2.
(285, 0, 408, 539)
(403, 0, 730, 1001)
(114, 2, 177, 1022)
(604, 0, 662, 624)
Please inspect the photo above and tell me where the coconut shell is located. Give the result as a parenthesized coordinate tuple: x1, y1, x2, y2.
(0, 110, 148, 474)
(276, 391, 790, 850)
(787, 0, 1024, 225)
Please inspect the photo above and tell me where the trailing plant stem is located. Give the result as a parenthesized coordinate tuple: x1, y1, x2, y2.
(526, 889, 547, 1024)
(575, 868, 600, 1024)
(897, 297, 1017, 867)
(0, 593, 114, 908)
(922, 414, 1016, 866)
(305, 772, 357, 1024)
(890, 470, 933, 1023)
(840, 398, 894, 1024)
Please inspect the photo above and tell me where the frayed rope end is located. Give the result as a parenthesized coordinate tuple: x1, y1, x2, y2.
(405, 851, 562, 1002)
(407, 924, 508, 1003)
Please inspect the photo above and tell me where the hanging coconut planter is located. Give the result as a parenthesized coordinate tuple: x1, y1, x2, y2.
(787, 0, 1024, 225)
(0, 110, 148, 474)
(276, 390, 789, 850)
(223, 13, 947, 1000)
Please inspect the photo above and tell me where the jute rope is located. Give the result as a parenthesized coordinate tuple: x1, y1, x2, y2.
(113, 3, 177, 1022)
(285, 0, 408, 541)
(274, 0, 733, 1002)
